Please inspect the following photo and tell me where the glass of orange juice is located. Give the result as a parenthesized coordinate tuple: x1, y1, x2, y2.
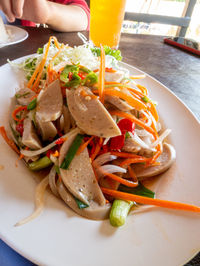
(89, 0, 127, 48)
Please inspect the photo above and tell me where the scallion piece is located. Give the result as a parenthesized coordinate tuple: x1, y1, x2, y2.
(27, 98, 37, 110)
(28, 156, 52, 171)
(74, 197, 89, 209)
(60, 134, 84, 169)
(142, 96, 149, 103)
(109, 200, 134, 227)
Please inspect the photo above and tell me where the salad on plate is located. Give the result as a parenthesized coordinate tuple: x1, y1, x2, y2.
(1, 36, 200, 227)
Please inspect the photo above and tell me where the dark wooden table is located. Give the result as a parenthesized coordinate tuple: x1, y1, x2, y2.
(0, 27, 199, 266)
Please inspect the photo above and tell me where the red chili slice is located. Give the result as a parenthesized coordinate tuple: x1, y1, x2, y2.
(78, 72, 85, 80)
(55, 137, 65, 145)
(16, 123, 24, 136)
(110, 134, 125, 150)
(117, 118, 135, 134)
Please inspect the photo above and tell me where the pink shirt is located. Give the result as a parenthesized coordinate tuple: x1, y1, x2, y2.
(21, 0, 90, 30)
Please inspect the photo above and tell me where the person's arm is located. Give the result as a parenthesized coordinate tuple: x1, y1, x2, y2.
(0, 0, 89, 32)
(46, 2, 88, 32)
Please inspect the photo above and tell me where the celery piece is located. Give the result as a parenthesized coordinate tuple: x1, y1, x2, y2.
(29, 156, 52, 171)
(109, 200, 134, 227)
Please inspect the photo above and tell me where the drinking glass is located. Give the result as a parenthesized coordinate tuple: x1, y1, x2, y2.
(89, 0, 127, 48)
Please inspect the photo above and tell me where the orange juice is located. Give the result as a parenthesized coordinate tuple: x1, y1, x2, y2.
(90, 0, 127, 48)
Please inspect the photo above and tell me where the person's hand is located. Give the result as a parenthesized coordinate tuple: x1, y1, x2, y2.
(0, 0, 50, 24)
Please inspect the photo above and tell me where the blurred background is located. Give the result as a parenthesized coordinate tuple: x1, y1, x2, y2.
(122, 0, 200, 41)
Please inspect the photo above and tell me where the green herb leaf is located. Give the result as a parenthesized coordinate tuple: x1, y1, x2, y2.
(119, 182, 155, 198)
(79, 66, 91, 74)
(91, 46, 122, 61)
(60, 134, 84, 169)
(83, 72, 98, 85)
(60, 65, 79, 83)
(27, 98, 37, 110)
(37, 47, 43, 54)
(65, 73, 81, 88)
(142, 96, 149, 103)
(74, 197, 89, 209)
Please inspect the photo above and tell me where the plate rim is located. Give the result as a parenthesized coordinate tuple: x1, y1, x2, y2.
(0, 25, 28, 48)
(0, 55, 199, 266)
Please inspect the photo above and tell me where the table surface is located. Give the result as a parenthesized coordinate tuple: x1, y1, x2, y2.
(0, 27, 199, 266)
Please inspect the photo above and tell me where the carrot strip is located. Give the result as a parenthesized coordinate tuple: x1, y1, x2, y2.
(110, 151, 147, 159)
(77, 136, 94, 155)
(119, 157, 150, 167)
(90, 137, 103, 161)
(146, 144, 162, 167)
(128, 165, 138, 183)
(109, 110, 157, 140)
(31, 36, 53, 91)
(148, 100, 159, 122)
(12, 106, 27, 122)
(52, 36, 61, 49)
(104, 81, 121, 85)
(0, 126, 20, 154)
(101, 187, 200, 213)
(127, 86, 145, 98)
(27, 62, 42, 90)
(104, 172, 138, 188)
(99, 45, 105, 103)
(137, 84, 148, 95)
(93, 88, 147, 111)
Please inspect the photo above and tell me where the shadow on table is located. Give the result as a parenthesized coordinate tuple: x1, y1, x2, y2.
(0, 239, 36, 266)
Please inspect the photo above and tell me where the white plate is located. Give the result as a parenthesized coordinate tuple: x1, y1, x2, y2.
(0, 56, 200, 266)
(0, 25, 28, 48)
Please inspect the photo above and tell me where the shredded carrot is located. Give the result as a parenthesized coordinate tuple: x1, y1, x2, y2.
(104, 172, 138, 188)
(52, 36, 61, 49)
(93, 88, 147, 111)
(119, 157, 150, 167)
(12, 106, 27, 122)
(30, 36, 53, 91)
(148, 100, 159, 122)
(146, 144, 162, 167)
(0, 126, 20, 154)
(110, 151, 147, 159)
(129, 74, 146, 79)
(137, 84, 148, 95)
(93, 69, 99, 73)
(104, 81, 121, 85)
(16, 147, 29, 167)
(101, 187, 200, 213)
(109, 110, 158, 140)
(98, 45, 105, 103)
(126, 86, 145, 98)
(52, 150, 59, 157)
(77, 136, 94, 155)
(27, 62, 42, 90)
(128, 165, 138, 183)
(90, 137, 103, 161)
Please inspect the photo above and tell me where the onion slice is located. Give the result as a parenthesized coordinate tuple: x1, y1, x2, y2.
(151, 129, 172, 148)
(15, 176, 49, 227)
(49, 166, 60, 197)
(96, 164, 126, 179)
(93, 152, 117, 167)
